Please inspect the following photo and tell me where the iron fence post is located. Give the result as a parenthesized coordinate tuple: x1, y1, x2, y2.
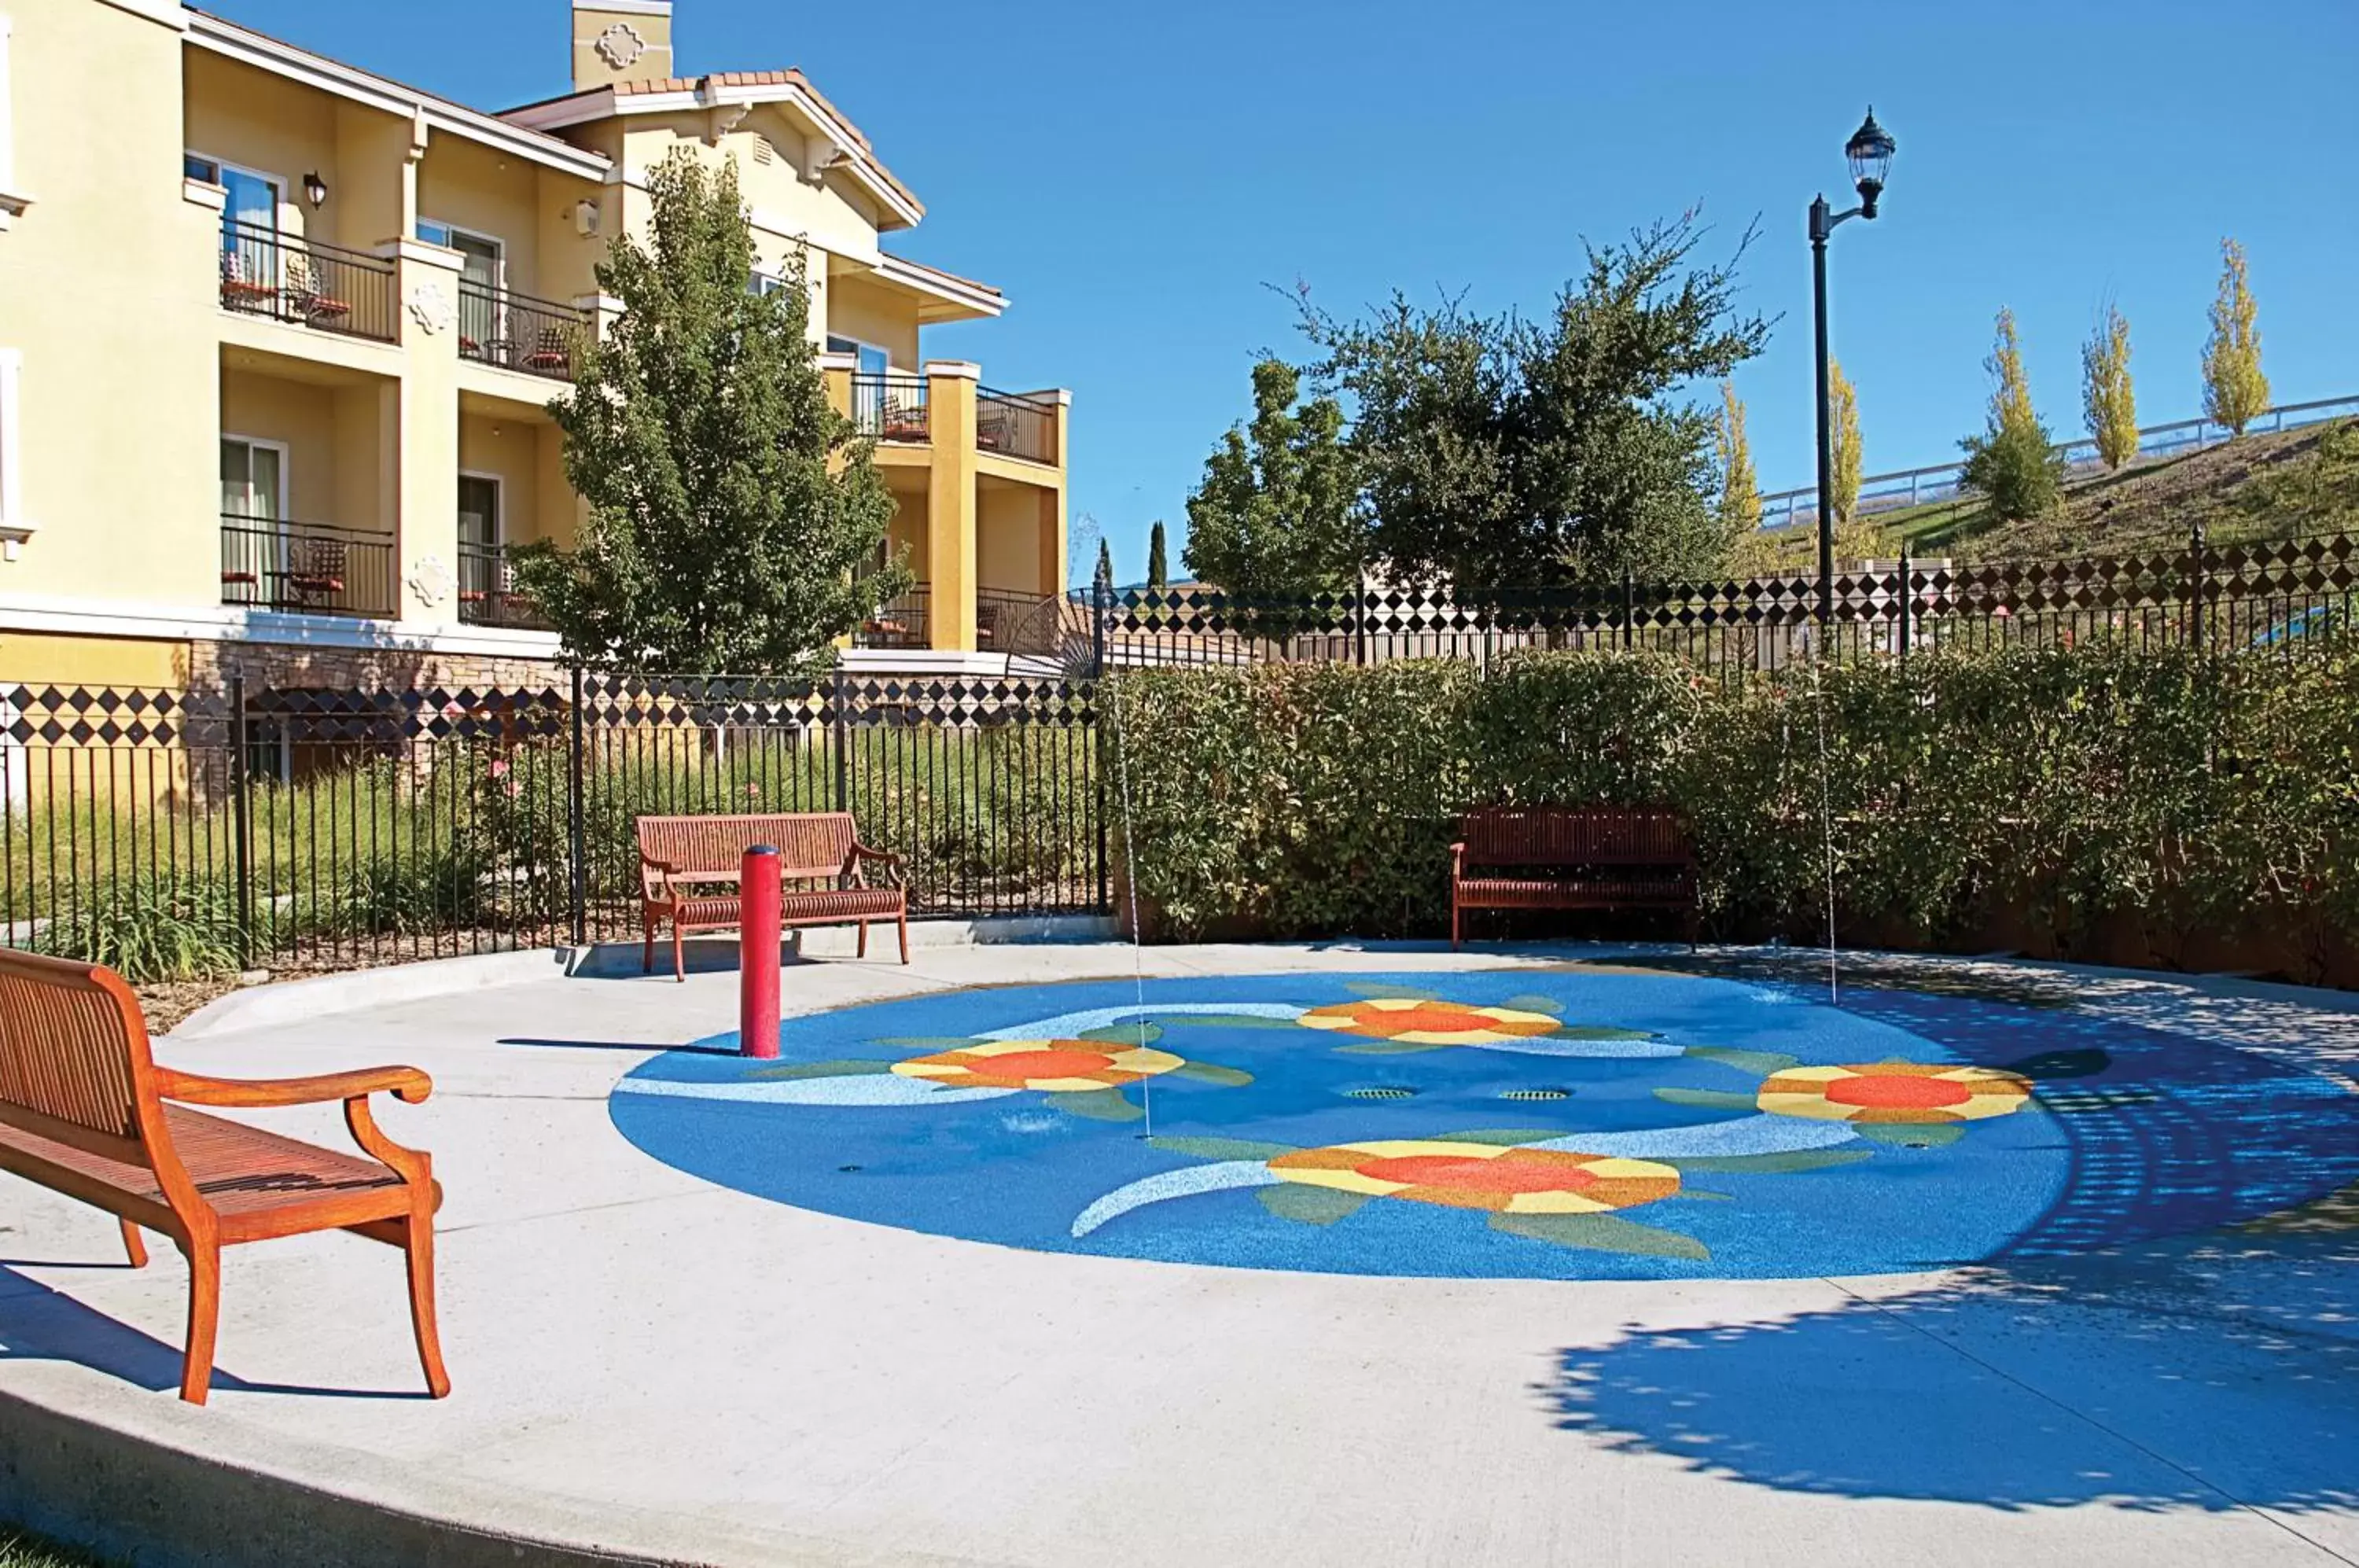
(1896, 543, 1912, 666)
(2190, 521, 2209, 654)
(1091, 579, 1107, 678)
(227, 671, 253, 969)
(831, 665, 849, 812)
(567, 664, 587, 947)
(1353, 565, 1369, 666)
(1621, 568, 1636, 650)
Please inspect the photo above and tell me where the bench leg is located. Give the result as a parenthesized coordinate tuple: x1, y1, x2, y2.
(672, 922, 686, 983)
(856, 921, 868, 959)
(898, 911, 910, 965)
(1451, 893, 1461, 953)
(403, 1207, 452, 1400)
(178, 1238, 220, 1406)
(642, 916, 655, 976)
(120, 1217, 148, 1268)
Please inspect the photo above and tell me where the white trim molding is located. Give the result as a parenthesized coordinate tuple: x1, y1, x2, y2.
(0, 591, 565, 660)
(920, 359, 982, 382)
(875, 254, 1006, 318)
(574, 0, 672, 13)
(0, 12, 23, 231)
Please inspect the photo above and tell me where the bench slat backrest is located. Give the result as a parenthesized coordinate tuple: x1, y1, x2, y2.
(638, 812, 859, 883)
(1461, 806, 1692, 867)
(0, 950, 162, 1168)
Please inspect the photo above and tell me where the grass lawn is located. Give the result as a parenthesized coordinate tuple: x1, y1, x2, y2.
(0, 1525, 109, 1568)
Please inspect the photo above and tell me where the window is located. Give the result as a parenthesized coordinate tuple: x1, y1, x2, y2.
(183, 153, 219, 184)
(0, 347, 22, 545)
(219, 436, 285, 522)
(422, 222, 505, 348)
(188, 153, 282, 285)
(826, 335, 890, 377)
(749, 267, 791, 298)
(458, 473, 501, 550)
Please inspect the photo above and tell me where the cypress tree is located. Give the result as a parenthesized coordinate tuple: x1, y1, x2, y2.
(1147, 521, 1169, 591)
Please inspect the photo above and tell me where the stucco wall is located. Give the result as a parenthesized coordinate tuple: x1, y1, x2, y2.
(0, 0, 222, 612)
(458, 412, 544, 545)
(977, 484, 1047, 597)
(826, 274, 921, 368)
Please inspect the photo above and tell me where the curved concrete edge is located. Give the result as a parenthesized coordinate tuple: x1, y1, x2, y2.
(0, 1380, 990, 1568)
(169, 949, 572, 1041)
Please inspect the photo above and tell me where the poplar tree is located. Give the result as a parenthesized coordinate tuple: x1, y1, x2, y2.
(2081, 304, 2139, 469)
(1828, 359, 1862, 525)
(1714, 381, 1761, 534)
(1960, 307, 2063, 521)
(516, 151, 901, 674)
(1146, 521, 1169, 591)
(2201, 238, 2269, 435)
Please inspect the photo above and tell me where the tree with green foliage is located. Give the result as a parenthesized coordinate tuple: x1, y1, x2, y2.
(2081, 304, 2139, 469)
(513, 151, 902, 675)
(1297, 215, 1770, 593)
(1714, 381, 1761, 535)
(1180, 358, 1363, 601)
(1095, 536, 1115, 595)
(2202, 237, 2269, 436)
(1827, 358, 1862, 526)
(1146, 520, 1169, 591)
(1960, 307, 2064, 521)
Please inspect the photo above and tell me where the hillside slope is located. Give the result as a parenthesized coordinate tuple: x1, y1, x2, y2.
(1735, 416, 2359, 571)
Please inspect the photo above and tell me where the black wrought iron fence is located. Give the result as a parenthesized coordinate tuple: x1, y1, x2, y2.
(1094, 529, 2359, 678)
(0, 673, 1107, 981)
(217, 222, 398, 344)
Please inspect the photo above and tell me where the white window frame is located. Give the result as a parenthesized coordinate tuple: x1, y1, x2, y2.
(457, 469, 504, 547)
(184, 152, 287, 226)
(219, 432, 291, 524)
(0, 346, 24, 554)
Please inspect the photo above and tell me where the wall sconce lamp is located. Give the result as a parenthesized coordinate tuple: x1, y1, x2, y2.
(302, 171, 329, 209)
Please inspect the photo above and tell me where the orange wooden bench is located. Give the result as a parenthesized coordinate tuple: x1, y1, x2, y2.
(0, 950, 449, 1405)
(636, 811, 909, 981)
(1450, 805, 1698, 949)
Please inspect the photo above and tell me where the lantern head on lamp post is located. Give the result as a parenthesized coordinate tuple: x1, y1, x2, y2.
(1808, 108, 1897, 623)
(1846, 109, 1897, 219)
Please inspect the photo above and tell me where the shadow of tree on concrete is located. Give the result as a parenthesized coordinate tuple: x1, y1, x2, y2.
(1536, 1215, 2359, 1515)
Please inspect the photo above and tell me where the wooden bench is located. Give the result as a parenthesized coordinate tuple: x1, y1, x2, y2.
(0, 950, 449, 1405)
(1450, 805, 1698, 950)
(637, 811, 909, 981)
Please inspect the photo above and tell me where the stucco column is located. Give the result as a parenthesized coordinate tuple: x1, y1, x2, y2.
(923, 361, 980, 652)
(819, 350, 856, 420)
(1036, 388, 1071, 597)
(383, 237, 466, 627)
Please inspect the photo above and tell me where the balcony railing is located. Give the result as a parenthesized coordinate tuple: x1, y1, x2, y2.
(220, 514, 397, 619)
(855, 581, 931, 649)
(458, 283, 591, 381)
(458, 540, 553, 630)
(218, 222, 398, 344)
(977, 388, 1057, 466)
(850, 373, 931, 444)
(976, 587, 1043, 650)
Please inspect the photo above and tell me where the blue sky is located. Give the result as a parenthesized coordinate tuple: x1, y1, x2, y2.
(217, 0, 2359, 583)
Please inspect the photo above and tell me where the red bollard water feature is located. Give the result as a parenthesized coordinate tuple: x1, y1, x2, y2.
(739, 844, 782, 1058)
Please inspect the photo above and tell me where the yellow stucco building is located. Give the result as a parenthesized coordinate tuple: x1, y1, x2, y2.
(0, 0, 1069, 691)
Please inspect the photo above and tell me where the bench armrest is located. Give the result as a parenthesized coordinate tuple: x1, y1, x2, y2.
(155, 1066, 433, 1108)
(841, 842, 905, 889)
(639, 852, 679, 903)
(1449, 841, 1467, 877)
(156, 1066, 436, 1185)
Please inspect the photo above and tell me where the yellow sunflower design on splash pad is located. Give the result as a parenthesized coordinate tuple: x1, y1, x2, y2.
(1657, 1051, 2087, 1147)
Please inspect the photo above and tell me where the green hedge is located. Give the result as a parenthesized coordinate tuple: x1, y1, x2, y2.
(1109, 640, 2359, 975)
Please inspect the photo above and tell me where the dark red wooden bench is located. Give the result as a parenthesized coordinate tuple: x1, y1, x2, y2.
(1449, 805, 1698, 949)
(636, 812, 908, 980)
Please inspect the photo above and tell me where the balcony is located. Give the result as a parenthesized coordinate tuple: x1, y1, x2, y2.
(218, 223, 398, 344)
(458, 542, 554, 630)
(977, 388, 1058, 466)
(219, 515, 398, 619)
(850, 374, 932, 444)
(855, 582, 931, 649)
(458, 284, 591, 382)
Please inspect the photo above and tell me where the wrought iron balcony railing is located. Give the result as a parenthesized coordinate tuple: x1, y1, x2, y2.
(850, 373, 932, 444)
(977, 387, 1058, 466)
(457, 283, 591, 381)
(457, 541, 554, 630)
(855, 581, 931, 649)
(219, 514, 397, 620)
(217, 222, 398, 344)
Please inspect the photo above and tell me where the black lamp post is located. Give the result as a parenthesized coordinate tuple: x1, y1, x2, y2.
(1809, 108, 1896, 621)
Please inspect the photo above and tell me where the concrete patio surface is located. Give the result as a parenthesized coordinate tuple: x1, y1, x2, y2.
(2, 939, 2356, 1567)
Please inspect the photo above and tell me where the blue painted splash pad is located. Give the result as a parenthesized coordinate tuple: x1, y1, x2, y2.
(608, 967, 2359, 1280)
